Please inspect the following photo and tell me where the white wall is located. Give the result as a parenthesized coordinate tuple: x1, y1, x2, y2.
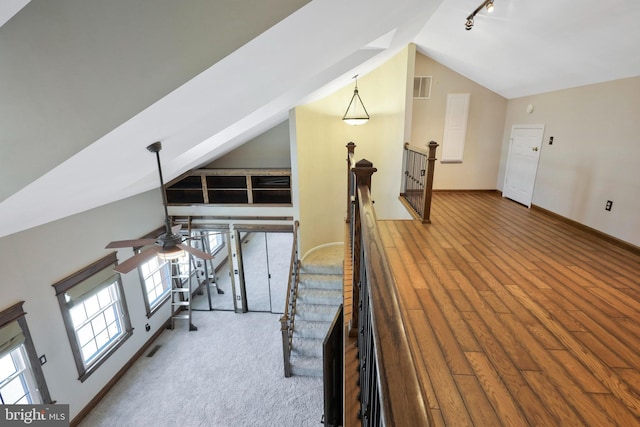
(0, 190, 168, 420)
(294, 46, 414, 255)
(498, 76, 640, 247)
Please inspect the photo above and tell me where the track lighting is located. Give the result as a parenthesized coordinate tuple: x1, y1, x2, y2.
(486, 0, 495, 14)
(465, 0, 495, 31)
(465, 17, 474, 31)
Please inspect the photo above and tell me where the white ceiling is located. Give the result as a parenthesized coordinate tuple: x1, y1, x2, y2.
(1, 0, 639, 238)
(415, 0, 640, 98)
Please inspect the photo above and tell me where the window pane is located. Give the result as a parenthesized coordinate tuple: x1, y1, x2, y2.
(83, 295, 100, 317)
(107, 322, 120, 338)
(81, 340, 98, 362)
(97, 287, 113, 308)
(15, 394, 30, 404)
(140, 261, 150, 276)
(91, 313, 107, 334)
(77, 324, 94, 347)
(104, 306, 116, 324)
(1, 376, 27, 404)
(94, 330, 109, 349)
(0, 352, 17, 380)
(70, 305, 87, 325)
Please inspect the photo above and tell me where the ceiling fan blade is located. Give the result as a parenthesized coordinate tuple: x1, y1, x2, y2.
(177, 243, 214, 260)
(172, 224, 182, 234)
(114, 246, 161, 274)
(106, 238, 156, 249)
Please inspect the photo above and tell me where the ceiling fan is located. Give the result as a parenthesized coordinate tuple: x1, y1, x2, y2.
(106, 141, 214, 274)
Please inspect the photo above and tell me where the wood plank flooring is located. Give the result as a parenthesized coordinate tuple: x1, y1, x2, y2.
(346, 191, 640, 426)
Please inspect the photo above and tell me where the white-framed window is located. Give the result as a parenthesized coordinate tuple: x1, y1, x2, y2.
(0, 346, 40, 404)
(69, 282, 125, 366)
(53, 253, 133, 382)
(207, 232, 225, 255)
(0, 301, 52, 404)
(138, 254, 171, 317)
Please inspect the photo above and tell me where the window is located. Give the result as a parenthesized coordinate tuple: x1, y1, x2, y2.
(134, 227, 172, 317)
(138, 254, 171, 317)
(53, 253, 132, 382)
(0, 301, 52, 404)
(207, 232, 225, 255)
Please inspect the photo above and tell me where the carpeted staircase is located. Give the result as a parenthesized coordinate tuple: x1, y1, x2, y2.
(290, 243, 344, 377)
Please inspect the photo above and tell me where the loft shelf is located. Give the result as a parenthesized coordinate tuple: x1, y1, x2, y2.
(165, 168, 292, 206)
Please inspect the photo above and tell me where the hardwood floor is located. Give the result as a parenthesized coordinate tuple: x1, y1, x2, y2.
(346, 191, 640, 426)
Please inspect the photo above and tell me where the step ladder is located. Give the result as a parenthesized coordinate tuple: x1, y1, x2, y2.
(192, 230, 224, 311)
(169, 256, 198, 331)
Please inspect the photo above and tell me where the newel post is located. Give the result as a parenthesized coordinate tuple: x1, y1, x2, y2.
(346, 142, 356, 224)
(349, 159, 377, 337)
(422, 141, 439, 224)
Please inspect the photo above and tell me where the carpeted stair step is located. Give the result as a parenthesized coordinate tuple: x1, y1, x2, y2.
(290, 354, 322, 377)
(300, 243, 344, 276)
(289, 242, 344, 378)
(298, 273, 343, 291)
(296, 303, 341, 322)
(291, 336, 323, 357)
(294, 319, 331, 339)
(297, 288, 342, 306)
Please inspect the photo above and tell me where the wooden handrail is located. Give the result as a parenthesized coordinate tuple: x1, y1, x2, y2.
(403, 141, 431, 156)
(280, 220, 300, 377)
(347, 154, 431, 426)
(283, 220, 300, 316)
(357, 186, 431, 426)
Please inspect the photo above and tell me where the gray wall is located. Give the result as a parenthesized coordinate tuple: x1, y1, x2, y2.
(0, 0, 308, 201)
(0, 190, 167, 419)
(207, 120, 291, 169)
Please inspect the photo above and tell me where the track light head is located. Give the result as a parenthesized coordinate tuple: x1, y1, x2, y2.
(486, 0, 495, 13)
(465, 18, 474, 30)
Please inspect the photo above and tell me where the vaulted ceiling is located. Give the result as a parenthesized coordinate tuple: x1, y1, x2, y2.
(1, 0, 638, 238)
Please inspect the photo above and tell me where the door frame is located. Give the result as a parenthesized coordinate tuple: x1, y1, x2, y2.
(502, 124, 545, 207)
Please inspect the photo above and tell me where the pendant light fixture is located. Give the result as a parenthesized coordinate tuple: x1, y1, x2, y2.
(342, 75, 370, 126)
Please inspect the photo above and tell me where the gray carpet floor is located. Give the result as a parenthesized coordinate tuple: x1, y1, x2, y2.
(78, 311, 323, 427)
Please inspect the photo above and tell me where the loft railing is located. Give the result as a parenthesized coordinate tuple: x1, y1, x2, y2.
(280, 220, 300, 377)
(399, 141, 439, 223)
(347, 145, 431, 426)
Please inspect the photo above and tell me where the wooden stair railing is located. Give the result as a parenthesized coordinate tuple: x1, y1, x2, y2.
(347, 150, 431, 426)
(399, 141, 439, 223)
(280, 220, 300, 377)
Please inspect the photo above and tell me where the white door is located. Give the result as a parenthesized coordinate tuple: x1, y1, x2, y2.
(503, 124, 545, 207)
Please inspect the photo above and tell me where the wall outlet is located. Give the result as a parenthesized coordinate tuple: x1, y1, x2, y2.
(605, 200, 613, 211)
(549, 136, 554, 145)
(145, 323, 151, 332)
(39, 355, 47, 365)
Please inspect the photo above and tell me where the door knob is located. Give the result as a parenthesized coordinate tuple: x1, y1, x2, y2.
(532, 147, 539, 152)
